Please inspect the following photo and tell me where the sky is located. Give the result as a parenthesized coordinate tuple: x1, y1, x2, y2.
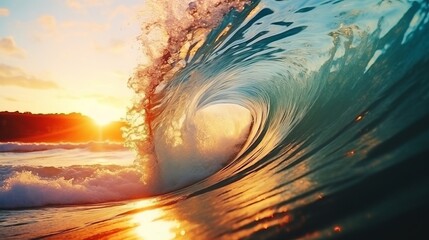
(0, 0, 145, 125)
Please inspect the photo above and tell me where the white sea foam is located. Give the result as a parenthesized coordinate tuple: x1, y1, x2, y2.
(0, 143, 148, 209)
(0, 166, 150, 209)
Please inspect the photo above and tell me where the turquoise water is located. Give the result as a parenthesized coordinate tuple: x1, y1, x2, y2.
(1, 0, 429, 239)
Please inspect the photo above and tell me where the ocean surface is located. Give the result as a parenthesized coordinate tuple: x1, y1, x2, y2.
(1, 0, 429, 239)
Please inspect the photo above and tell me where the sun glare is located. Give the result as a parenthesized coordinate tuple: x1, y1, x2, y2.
(94, 118, 112, 126)
(89, 112, 118, 126)
(132, 209, 183, 240)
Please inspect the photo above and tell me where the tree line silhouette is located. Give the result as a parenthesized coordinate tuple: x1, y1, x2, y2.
(0, 111, 125, 142)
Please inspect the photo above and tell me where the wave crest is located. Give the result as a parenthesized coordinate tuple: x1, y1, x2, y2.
(124, 0, 252, 189)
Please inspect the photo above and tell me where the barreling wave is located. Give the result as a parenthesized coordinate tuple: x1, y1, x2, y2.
(126, 0, 429, 194)
(125, 0, 254, 190)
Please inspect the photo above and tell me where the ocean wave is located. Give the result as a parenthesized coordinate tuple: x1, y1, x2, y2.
(0, 165, 150, 209)
(125, 0, 429, 193)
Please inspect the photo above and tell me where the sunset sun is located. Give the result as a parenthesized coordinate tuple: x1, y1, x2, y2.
(93, 117, 112, 126)
(89, 112, 119, 126)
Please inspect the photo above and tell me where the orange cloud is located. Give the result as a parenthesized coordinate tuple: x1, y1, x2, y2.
(0, 64, 59, 89)
(66, 0, 83, 10)
(37, 14, 107, 34)
(108, 5, 132, 19)
(66, 0, 110, 11)
(0, 37, 26, 58)
(0, 8, 9, 16)
(38, 15, 57, 33)
(63, 93, 126, 108)
(94, 39, 125, 54)
(61, 20, 108, 32)
(1, 96, 18, 102)
(89, 94, 125, 108)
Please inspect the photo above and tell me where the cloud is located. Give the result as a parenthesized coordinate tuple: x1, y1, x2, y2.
(107, 5, 132, 19)
(66, 0, 83, 10)
(94, 39, 125, 54)
(89, 94, 125, 107)
(36, 14, 108, 40)
(59, 93, 126, 108)
(0, 8, 9, 16)
(0, 64, 59, 90)
(0, 37, 26, 58)
(1, 96, 18, 102)
(61, 20, 108, 32)
(38, 15, 57, 33)
(66, 0, 110, 11)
